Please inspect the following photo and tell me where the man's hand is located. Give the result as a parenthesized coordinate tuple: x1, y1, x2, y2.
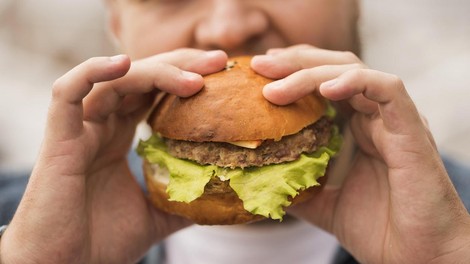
(253, 45, 470, 263)
(0, 49, 227, 263)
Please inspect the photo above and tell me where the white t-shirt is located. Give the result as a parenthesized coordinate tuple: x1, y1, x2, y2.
(164, 219, 339, 264)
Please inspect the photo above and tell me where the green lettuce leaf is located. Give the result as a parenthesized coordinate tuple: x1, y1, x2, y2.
(137, 136, 216, 202)
(137, 127, 341, 220)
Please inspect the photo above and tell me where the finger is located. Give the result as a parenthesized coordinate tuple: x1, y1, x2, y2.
(265, 48, 286, 55)
(155, 48, 228, 75)
(420, 113, 438, 149)
(346, 94, 379, 115)
(84, 63, 202, 122)
(252, 44, 361, 79)
(83, 50, 228, 122)
(319, 69, 422, 134)
(263, 64, 363, 105)
(113, 49, 228, 97)
(47, 55, 130, 140)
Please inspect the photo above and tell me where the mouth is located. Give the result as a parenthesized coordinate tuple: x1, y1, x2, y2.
(199, 33, 285, 57)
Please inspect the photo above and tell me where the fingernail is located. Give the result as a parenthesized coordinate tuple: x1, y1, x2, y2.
(181, 70, 201, 81)
(265, 79, 286, 91)
(205, 50, 224, 58)
(266, 48, 284, 55)
(109, 54, 127, 62)
(251, 55, 262, 63)
(321, 79, 338, 90)
(252, 54, 273, 62)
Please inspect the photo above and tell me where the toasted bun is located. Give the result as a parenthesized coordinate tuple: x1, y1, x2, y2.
(143, 160, 325, 225)
(144, 56, 329, 225)
(150, 56, 326, 142)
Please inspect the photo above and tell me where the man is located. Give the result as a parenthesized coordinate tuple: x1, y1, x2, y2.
(1, 1, 470, 263)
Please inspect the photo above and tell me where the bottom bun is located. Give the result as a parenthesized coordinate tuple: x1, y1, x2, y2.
(143, 160, 325, 225)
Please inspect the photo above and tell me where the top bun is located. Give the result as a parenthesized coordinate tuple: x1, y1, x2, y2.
(150, 56, 326, 142)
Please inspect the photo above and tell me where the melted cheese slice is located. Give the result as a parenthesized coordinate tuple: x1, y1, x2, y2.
(228, 140, 263, 149)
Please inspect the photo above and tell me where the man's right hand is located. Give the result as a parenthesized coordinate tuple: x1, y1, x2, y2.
(0, 49, 227, 264)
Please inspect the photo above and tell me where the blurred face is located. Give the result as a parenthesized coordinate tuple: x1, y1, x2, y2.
(107, 0, 359, 59)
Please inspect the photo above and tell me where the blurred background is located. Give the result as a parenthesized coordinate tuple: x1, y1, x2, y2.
(1, 0, 470, 173)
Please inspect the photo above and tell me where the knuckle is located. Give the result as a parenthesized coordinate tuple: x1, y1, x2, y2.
(173, 48, 201, 57)
(293, 44, 314, 50)
(389, 74, 406, 93)
(51, 57, 97, 102)
(290, 45, 314, 58)
(292, 44, 314, 54)
(341, 51, 360, 63)
(351, 62, 367, 70)
(83, 56, 102, 67)
(51, 76, 68, 100)
(420, 114, 430, 127)
(173, 47, 191, 53)
(346, 68, 367, 82)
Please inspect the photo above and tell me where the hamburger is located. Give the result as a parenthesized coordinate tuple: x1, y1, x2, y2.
(137, 56, 341, 225)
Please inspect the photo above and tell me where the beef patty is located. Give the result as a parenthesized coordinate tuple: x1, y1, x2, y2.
(163, 117, 333, 169)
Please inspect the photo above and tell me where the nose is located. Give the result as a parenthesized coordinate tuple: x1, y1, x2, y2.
(195, 0, 268, 51)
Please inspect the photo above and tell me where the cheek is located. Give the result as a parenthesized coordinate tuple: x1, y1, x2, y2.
(277, 20, 326, 47)
(267, 6, 327, 47)
(266, 1, 344, 49)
